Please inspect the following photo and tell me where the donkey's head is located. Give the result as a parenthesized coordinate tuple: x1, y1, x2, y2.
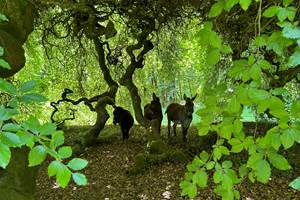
(184, 94, 197, 118)
(151, 93, 161, 107)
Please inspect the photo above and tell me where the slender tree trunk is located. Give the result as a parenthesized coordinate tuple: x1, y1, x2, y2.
(0, 148, 39, 200)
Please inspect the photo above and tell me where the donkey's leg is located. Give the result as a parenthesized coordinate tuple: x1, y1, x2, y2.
(173, 123, 177, 136)
(121, 126, 128, 141)
(182, 120, 192, 142)
(167, 118, 171, 138)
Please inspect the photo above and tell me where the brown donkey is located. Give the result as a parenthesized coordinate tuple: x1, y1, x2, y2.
(144, 93, 163, 134)
(166, 94, 197, 141)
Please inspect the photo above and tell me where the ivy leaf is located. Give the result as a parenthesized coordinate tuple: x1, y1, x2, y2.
(239, 0, 252, 11)
(28, 145, 47, 167)
(72, 173, 88, 186)
(268, 152, 291, 170)
(208, 1, 224, 18)
(289, 177, 300, 190)
(255, 160, 271, 183)
(288, 49, 300, 67)
(0, 143, 11, 168)
(239, 164, 248, 178)
(193, 170, 208, 187)
(67, 158, 88, 171)
(267, 32, 293, 55)
(263, 6, 280, 18)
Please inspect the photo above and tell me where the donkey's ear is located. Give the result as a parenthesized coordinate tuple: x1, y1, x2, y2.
(183, 94, 187, 100)
(152, 93, 157, 99)
(192, 94, 197, 101)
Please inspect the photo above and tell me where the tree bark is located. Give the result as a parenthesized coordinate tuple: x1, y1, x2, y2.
(80, 39, 118, 147)
(0, 148, 39, 200)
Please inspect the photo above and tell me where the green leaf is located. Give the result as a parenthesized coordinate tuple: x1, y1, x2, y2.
(0, 13, 8, 21)
(58, 146, 72, 159)
(222, 160, 232, 169)
(213, 170, 223, 183)
(0, 59, 10, 69)
(288, 49, 300, 67)
(268, 152, 291, 170)
(249, 64, 262, 80)
(40, 123, 57, 136)
(289, 177, 300, 190)
(257, 59, 272, 70)
(193, 170, 208, 187)
(255, 160, 271, 183)
(206, 161, 215, 170)
(263, 6, 280, 18)
(48, 160, 62, 177)
(19, 80, 37, 94)
(200, 151, 209, 162)
(0, 143, 11, 168)
(72, 173, 88, 186)
(267, 32, 293, 55)
(2, 123, 21, 132)
(209, 1, 224, 18)
(220, 44, 232, 54)
(219, 146, 230, 155)
(0, 132, 21, 147)
(0, 106, 17, 121)
(281, 129, 294, 149)
(283, 0, 292, 7)
(56, 163, 72, 188)
(20, 93, 48, 104)
(281, 128, 300, 149)
(228, 60, 248, 78)
(239, 164, 248, 178)
(67, 158, 88, 171)
(0, 78, 17, 95)
(210, 32, 222, 49)
(197, 122, 210, 136)
(206, 48, 220, 65)
(291, 101, 300, 118)
(255, 35, 268, 47)
(50, 131, 64, 149)
(22, 116, 41, 135)
(239, 0, 252, 10)
(225, 0, 239, 11)
(28, 145, 47, 167)
(0, 47, 3, 56)
(248, 88, 270, 102)
(180, 180, 197, 198)
(16, 130, 35, 148)
(213, 147, 222, 160)
(283, 25, 300, 39)
(277, 7, 296, 22)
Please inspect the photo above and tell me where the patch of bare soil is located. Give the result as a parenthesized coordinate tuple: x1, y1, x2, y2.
(36, 125, 300, 200)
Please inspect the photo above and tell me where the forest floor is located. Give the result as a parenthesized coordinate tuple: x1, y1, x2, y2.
(36, 125, 300, 200)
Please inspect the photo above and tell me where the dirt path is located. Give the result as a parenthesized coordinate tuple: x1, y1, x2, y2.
(35, 126, 300, 200)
